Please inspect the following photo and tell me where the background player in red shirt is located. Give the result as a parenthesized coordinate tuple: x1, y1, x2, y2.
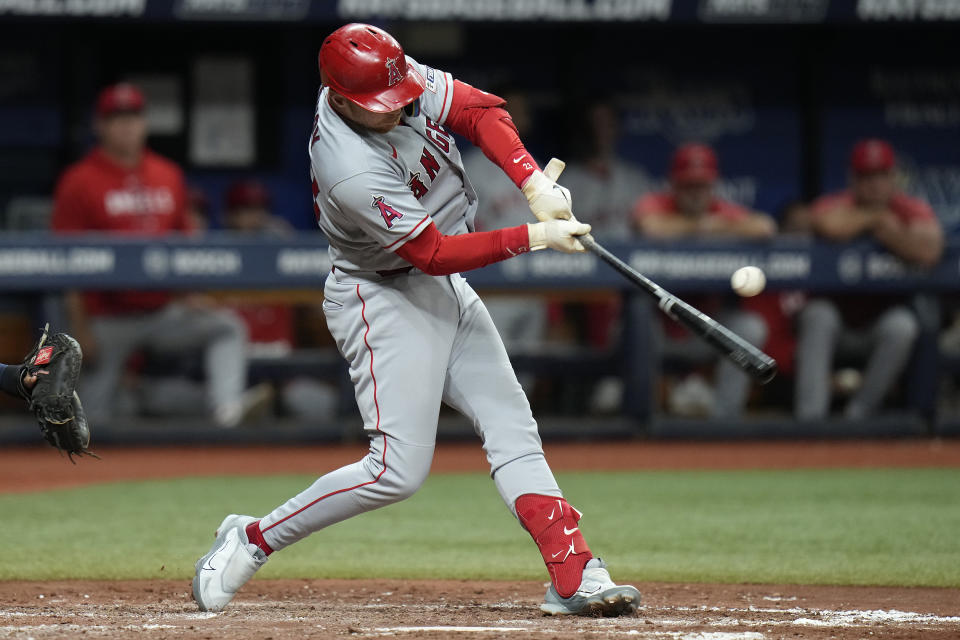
(51, 84, 256, 428)
(633, 143, 775, 239)
(794, 139, 944, 420)
(632, 144, 775, 418)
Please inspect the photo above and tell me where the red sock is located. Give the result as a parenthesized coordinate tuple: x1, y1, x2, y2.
(515, 494, 592, 598)
(245, 520, 274, 556)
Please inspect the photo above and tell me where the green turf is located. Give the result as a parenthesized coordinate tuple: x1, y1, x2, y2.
(4, 469, 959, 587)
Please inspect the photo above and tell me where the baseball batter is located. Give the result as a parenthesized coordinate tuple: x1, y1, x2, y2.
(193, 23, 640, 617)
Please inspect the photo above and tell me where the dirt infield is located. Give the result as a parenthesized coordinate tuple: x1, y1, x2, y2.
(1, 579, 958, 639)
(2, 438, 960, 493)
(2, 440, 959, 638)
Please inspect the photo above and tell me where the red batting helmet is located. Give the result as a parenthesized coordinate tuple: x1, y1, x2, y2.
(318, 23, 425, 113)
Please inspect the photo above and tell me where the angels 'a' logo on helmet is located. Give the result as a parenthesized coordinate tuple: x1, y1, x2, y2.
(385, 56, 403, 87)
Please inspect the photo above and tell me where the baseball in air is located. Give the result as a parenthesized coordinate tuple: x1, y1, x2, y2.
(731, 266, 766, 297)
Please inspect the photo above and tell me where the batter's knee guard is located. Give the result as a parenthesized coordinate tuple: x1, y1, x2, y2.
(515, 494, 593, 599)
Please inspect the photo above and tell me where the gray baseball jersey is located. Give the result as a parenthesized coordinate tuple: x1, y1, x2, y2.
(309, 57, 478, 274)
(256, 58, 564, 551)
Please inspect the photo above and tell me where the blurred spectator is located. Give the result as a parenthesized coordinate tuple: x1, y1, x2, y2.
(778, 200, 814, 237)
(795, 139, 944, 420)
(185, 186, 211, 233)
(220, 179, 337, 419)
(561, 100, 651, 237)
(50, 83, 261, 428)
(633, 143, 776, 238)
(223, 180, 293, 236)
(461, 90, 547, 363)
(633, 143, 776, 418)
(552, 100, 650, 411)
(741, 202, 813, 381)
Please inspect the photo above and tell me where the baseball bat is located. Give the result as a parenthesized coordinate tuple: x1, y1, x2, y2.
(542, 158, 778, 384)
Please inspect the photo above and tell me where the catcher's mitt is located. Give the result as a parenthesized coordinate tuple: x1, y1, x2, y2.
(22, 324, 96, 462)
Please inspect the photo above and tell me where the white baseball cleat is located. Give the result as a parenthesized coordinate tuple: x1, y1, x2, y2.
(192, 514, 268, 612)
(540, 558, 640, 616)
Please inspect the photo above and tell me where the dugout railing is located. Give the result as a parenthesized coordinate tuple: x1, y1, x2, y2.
(0, 233, 956, 443)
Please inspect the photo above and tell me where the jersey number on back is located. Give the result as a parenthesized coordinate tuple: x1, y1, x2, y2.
(372, 196, 404, 228)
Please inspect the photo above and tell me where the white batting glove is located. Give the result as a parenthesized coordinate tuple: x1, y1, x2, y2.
(527, 220, 592, 253)
(521, 168, 574, 222)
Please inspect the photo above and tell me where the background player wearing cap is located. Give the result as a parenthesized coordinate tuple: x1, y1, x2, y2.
(193, 23, 641, 617)
(632, 144, 774, 418)
(51, 84, 257, 428)
(794, 139, 943, 420)
(632, 143, 775, 239)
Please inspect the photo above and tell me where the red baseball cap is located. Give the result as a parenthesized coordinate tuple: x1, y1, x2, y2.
(96, 83, 146, 117)
(850, 139, 895, 175)
(225, 180, 271, 210)
(670, 143, 719, 184)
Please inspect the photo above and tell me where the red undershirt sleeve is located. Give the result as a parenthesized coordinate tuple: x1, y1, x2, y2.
(395, 222, 530, 276)
(444, 80, 539, 188)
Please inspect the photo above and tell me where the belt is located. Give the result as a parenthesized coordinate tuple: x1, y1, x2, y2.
(375, 266, 414, 277)
(331, 265, 414, 278)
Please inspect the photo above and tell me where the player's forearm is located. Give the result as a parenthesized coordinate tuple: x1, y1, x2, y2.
(721, 214, 777, 239)
(445, 80, 538, 188)
(812, 208, 872, 241)
(395, 223, 530, 276)
(875, 223, 944, 267)
(637, 214, 699, 238)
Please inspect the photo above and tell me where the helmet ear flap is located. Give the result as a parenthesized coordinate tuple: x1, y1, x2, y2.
(403, 99, 420, 118)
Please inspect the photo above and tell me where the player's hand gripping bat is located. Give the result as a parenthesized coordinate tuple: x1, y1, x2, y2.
(543, 158, 778, 384)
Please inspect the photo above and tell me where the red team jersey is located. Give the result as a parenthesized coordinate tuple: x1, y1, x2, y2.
(632, 191, 751, 223)
(809, 189, 937, 328)
(630, 190, 754, 339)
(810, 190, 936, 224)
(51, 148, 190, 315)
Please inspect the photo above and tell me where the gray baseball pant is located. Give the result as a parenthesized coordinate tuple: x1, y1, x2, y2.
(258, 271, 561, 552)
(794, 299, 919, 420)
(81, 303, 248, 422)
(655, 308, 768, 418)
